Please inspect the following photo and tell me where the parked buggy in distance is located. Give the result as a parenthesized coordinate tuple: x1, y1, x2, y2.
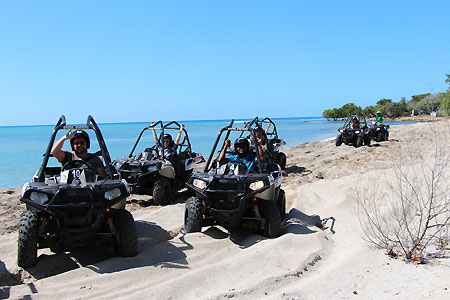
(113, 121, 203, 205)
(335, 114, 371, 147)
(248, 117, 287, 169)
(18, 115, 137, 268)
(184, 119, 285, 238)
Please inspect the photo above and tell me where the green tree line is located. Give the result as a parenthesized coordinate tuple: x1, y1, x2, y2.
(323, 74, 450, 120)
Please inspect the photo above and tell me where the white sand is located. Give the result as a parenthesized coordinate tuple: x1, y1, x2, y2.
(1, 121, 449, 299)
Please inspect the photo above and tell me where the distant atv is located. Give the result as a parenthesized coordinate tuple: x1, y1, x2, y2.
(249, 117, 287, 170)
(184, 120, 285, 238)
(18, 115, 137, 268)
(335, 114, 371, 147)
(113, 121, 203, 205)
(369, 122, 390, 142)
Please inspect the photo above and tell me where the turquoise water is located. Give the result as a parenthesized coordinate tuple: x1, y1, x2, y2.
(0, 117, 409, 188)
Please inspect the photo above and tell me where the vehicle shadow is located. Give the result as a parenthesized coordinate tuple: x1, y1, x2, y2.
(284, 165, 312, 176)
(129, 189, 189, 208)
(24, 220, 190, 279)
(202, 208, 336, 249)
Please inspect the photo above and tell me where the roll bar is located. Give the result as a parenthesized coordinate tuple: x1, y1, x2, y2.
(35, 115, 117, 182)
(203, 119, 263, 173)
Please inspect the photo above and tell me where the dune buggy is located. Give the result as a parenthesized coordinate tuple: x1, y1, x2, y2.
(184, 119, 285, 238)
(18, 115, 137, 268)
(335, 114, 371, 147)
(369, 122, 390, 142)
(113, 121, 203, 205)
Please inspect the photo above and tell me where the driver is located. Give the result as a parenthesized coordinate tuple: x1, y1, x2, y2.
(351, 117, 361, 129)
(151, 122, 185, 160)
(375, 111, 383, 124)
(218, 137, 264, 171)
(51, 130, 106, 176)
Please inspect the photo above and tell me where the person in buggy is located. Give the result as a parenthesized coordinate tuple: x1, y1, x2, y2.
(375, 110, 383, 124)
(351, 117, 361, 129)
(218, 137, 264, 171)
(51, 130, 106, 176)
(151, 122, 185, 160)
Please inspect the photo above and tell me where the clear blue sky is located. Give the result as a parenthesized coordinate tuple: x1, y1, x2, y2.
(1, 0, 449, 126)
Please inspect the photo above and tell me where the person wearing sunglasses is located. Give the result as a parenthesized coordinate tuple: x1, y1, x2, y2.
(51, 130, 106, 176)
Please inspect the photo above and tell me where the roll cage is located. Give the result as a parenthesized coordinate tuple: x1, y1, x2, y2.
(343, 114, 368, 129)
(35, 115, 117, 182)
(204, 119, 264, 173)
(248, 117, 280, 141)
(128, 121, 193, 159)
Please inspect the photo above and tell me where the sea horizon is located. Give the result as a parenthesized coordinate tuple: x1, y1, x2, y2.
(1, 116, 411, 189)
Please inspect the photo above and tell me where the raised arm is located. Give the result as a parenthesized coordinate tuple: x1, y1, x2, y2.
(150, 122, 159, 144)
(51, 130, 73, 162)
(175, 124, 185, 145)
(218, 139, 231, 164)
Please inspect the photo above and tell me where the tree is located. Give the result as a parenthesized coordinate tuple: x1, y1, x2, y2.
(416, 93, 443, 113)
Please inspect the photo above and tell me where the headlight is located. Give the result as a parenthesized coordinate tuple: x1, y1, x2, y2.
(21, 183, 31, 198)
(30, 192, 48, 204)
(193, 179, 207, 190)
(355, 130, 360, 134)
(339, 129, 343, 133)
(147, 165, 158, 173)
(105, 188, 121, 200)
(249, 180, 265, 191)
(376, 128, 380, 131)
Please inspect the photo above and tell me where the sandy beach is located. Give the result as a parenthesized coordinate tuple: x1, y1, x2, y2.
(1, 121, 450, 300)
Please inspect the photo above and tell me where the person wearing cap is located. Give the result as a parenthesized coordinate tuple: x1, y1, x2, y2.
(218, 136, 264, 171)
(375, 111, 383, 124)
(151, 122, 185, 160)
(51, 130, 106, 176)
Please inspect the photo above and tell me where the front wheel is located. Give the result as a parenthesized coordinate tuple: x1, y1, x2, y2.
(364, 136, 371, 146)
(277, 189, 286, 219)
(184, 196, 203, 233)
(153, 177, 171, 206)
(377, 132, 384, 142)
(259, 200, 282, 238)
(356, 137, 363, 148)
(113, 209, 137, 257)
(275, 152, 287, 169)
(335, 135, 342, 147)
(18, 210, 39, 268)
(385, 131, 389, 141)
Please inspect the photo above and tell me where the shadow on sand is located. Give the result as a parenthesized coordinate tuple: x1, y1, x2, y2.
(200, 208, 336, 249)
(23, 220, 190, 280)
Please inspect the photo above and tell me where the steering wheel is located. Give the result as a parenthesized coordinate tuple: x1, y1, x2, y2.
(144, 147, 160, 157)
(62, 159, 96, 173)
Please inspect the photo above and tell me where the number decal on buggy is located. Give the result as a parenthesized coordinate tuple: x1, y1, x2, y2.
(72, 170, 81, 178)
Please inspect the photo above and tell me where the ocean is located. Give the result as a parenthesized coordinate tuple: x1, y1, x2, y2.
(0, 117, 408, 189)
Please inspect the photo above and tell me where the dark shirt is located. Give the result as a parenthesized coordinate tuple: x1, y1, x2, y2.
(156, 142, 178, 160)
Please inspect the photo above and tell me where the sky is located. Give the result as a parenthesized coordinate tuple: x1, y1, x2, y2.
(0, 0, 449, 126)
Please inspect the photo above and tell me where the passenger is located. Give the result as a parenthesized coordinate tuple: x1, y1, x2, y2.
(351, 117, 361, 129)
(151, 122, 185, 160)
(218, 137, 264, 171)
(51, 130, 106, 176)
(375, 111, 383, 124)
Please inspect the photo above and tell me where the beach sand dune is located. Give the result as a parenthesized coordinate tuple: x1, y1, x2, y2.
(1, 122, 449, 299)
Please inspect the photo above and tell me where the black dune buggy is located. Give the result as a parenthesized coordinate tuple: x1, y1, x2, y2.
(368, 121, 390, 142)
(113, 121, 203, 206)
(184, 119, 285, 238)
(18, 115, 137, 268)
(335, 114, 371, 147)
(248, 117, 287, 169)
